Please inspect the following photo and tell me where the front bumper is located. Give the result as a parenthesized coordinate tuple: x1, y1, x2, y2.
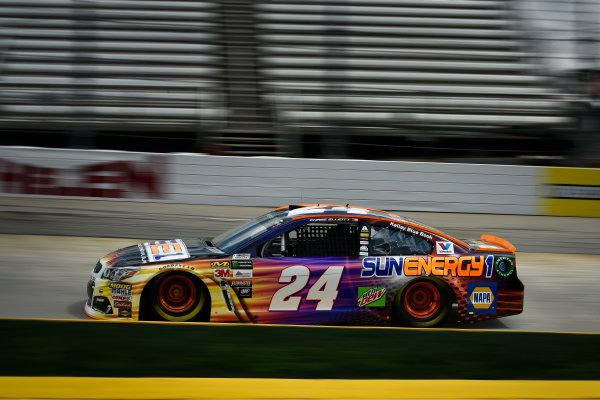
(85, 275, 137, 320)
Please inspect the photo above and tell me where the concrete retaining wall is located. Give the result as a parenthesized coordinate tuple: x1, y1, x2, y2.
(0, 146, 575, 216)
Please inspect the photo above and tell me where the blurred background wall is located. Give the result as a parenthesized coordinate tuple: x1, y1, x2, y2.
(0, 0, 599, 165)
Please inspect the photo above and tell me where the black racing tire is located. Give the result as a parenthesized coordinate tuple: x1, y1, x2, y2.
(394, 279, 451, 328)
(151, 272, 207, 322)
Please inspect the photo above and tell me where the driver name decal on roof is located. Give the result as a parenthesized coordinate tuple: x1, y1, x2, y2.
(143, 239, 189, 262)
(309, 217, 355, 223)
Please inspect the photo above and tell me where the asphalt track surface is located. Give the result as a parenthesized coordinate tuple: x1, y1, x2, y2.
(0, 197, 599, 332)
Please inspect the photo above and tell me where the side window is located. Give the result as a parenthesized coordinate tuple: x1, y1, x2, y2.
(260, 223, 360, 257)
(370, 226, 433, 256)
(260, 230, 298, 257)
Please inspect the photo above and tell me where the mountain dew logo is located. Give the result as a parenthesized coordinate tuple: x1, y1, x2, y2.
(358, 286, 386, 307)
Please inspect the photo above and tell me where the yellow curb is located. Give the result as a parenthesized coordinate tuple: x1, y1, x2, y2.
(1, 378, 599, 399)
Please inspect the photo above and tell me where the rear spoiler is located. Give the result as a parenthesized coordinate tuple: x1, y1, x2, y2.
(478, 234, 516, 254)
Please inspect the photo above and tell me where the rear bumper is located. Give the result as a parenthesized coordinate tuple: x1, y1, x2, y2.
(457, 278, 524, 324)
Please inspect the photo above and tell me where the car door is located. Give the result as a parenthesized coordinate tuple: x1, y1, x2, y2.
(248, 220, 363, 325)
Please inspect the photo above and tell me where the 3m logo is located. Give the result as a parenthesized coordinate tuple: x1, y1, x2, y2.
(467, 282, 497, 314)
(214, 269, 232, 278)
(436, 241, 454, 255)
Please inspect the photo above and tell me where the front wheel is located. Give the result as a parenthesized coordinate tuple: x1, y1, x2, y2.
(152, 272, 206, 322)
(395, 279, 450, 327)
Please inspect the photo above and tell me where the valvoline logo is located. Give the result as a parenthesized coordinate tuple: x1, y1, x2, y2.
(467, 282, 497, 314)
(436, 241, 454, 254)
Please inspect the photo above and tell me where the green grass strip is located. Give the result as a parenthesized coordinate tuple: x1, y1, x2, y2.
(1, 319, 598, 379)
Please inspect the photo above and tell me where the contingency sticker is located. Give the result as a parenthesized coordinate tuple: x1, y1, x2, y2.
(233, 269, 253, 279)
(211, 261, 230, 269)
(467, 282, 497, 314)
(231, 259, 253, 269)
(109, 282, 132, 302)
(143, 239, 190, 262)
(230, 280, 252, 288)
(232, 253, 251, 260)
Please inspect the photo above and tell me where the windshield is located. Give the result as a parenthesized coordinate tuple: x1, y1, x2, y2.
(212, 210, 287, 253)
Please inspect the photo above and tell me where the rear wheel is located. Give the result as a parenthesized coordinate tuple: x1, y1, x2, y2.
(395, 280, 450, 327)
(152, 272, 206, 322)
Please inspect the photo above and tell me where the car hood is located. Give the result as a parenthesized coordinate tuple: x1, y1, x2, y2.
(101, 238, 226, 268)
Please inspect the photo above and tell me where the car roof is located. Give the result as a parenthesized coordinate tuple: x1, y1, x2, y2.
(278, 204, 404, 221)
(276, 204, 469, 248)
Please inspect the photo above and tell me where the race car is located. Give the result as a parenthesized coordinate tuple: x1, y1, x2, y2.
(85, 204, 524, 327)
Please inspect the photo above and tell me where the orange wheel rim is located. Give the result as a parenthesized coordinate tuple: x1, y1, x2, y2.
(158, 275, 197, 313)
(404, 281, 441, 319)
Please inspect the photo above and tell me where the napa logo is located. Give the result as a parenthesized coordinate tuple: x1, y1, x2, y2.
(467, 282, 497, 314)
(471, 288, 494, 308)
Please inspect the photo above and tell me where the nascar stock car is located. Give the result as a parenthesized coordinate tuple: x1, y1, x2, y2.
(85, 204, 524, 327)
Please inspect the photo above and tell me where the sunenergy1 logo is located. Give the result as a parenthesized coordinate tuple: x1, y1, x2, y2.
(361, 257, 403, 278)
(361, 256, 494, 278)
(467, 282, 497, 314)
